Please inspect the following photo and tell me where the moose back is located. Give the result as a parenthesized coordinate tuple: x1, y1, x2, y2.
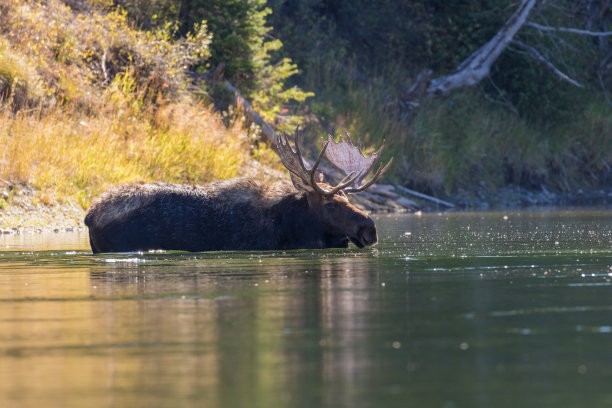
(84, 129, 391, 253)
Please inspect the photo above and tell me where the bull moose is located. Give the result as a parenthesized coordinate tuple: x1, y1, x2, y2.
(84, 128, 392, 253)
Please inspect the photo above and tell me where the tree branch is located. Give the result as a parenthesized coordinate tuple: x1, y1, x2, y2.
(597, 71, 612, 108)
(223, 80, 278, 148)
(512, 40, 584, 88)
(527, 22, 612, 37)
(426, 0, 537, 96)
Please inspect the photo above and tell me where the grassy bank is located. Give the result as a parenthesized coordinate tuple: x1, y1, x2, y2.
(267, 1, 612, 203)
(301, 59, 612, 203)
(0, 0, 271, 229)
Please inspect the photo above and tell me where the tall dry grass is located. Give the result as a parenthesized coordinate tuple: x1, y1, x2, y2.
(0, 0, 250, 209)
(0, 99, 248, 208)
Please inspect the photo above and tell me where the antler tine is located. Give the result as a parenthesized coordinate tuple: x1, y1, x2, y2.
(308, 141, 334, 196)
(329, 169, 366, 194)
(278, 126, 387, 196)
(292, 126, 338, 196)
(275, 131, 300, 178)
(277, 125, 336, 196)
(344, 157, 393, 194)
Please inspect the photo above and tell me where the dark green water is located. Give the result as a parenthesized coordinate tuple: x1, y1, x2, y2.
(1, 210, 612, 408)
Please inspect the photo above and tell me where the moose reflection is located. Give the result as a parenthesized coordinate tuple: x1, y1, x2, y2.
(85, 128, 392, 253)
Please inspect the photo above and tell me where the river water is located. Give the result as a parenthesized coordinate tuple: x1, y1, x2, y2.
(1, 209, 611, 407)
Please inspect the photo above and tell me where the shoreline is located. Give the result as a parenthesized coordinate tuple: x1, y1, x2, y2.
(0, 183, 86, 235)
(1, 183, 611, 235)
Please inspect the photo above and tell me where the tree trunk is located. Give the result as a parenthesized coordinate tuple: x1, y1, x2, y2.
(425, 0, 537, 96)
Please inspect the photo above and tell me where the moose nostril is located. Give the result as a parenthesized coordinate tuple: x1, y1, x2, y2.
(360, 226, 377, 246)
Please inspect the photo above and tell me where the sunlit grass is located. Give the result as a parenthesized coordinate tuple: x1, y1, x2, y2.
(0, 99, 247, 209)
(0, 0, 249, 212)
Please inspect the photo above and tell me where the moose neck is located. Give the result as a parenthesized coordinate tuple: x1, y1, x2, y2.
(272, 192, 347, 250)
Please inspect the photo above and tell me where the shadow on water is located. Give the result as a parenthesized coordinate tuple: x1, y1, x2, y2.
(1, 209, 612, 407)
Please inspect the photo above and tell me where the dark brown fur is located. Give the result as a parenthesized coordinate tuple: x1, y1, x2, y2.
(84, 178, 377, 253)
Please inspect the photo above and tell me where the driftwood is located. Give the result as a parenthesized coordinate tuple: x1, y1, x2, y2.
(395, 185, 455, 208)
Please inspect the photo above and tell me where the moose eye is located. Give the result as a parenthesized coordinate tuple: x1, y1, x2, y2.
(325, 202, 337, 211)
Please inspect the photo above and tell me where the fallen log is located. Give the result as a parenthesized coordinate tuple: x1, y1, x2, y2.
(223, 80, 277, 147)
(395, 185, 455, 208)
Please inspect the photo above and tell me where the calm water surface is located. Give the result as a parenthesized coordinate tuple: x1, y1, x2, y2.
(1, 210, 612, 407)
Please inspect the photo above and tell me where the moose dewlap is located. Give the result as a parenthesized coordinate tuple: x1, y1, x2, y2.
(84, 128, 392, 253)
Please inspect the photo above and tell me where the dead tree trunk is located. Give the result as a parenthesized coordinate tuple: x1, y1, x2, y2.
(223, 81, 277, 147)
(426, 0, 537, 96)
(406, 0, 537, 104)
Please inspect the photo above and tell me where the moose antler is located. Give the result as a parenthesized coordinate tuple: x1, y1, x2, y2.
(323, 132, 393, 194)
(275, 126, 362, 196)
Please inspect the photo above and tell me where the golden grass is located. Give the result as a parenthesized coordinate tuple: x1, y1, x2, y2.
(0, 99, 248, 209)
(0, 0, 252, 212)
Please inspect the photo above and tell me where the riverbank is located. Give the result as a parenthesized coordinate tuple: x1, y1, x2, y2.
(0, 183, 85, 234)
(455, 185, 612, 210)
(2, 179, 611, 235)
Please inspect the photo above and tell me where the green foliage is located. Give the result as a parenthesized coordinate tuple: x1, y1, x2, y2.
(175, 0, 312, 125)
(115, 0, 312, 129)
(264, 0, 612, 196)
(178, 0, 271, 92)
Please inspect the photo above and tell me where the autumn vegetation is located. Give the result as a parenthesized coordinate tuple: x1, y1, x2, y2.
(0, 0, 276, 218)
(0, 0, 611, 225)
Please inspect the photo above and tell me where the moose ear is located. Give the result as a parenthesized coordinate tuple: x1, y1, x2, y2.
(290, 171, 325, 193)
(290, 172, 315, 193)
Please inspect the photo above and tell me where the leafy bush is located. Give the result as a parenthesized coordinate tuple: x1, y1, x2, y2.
(0, 0, 211, 110)
(266, 0, 611, 196)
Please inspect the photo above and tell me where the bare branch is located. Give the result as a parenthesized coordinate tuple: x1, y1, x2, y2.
(512, 40, 584, 88)
(527, 22, 612, 37)
(597, 71, 612, 108)
(482, 77, 519, 115)
(101, 47, 109, 84)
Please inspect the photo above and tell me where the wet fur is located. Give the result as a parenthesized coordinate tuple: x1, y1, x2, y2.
(85, 178, 371, 253)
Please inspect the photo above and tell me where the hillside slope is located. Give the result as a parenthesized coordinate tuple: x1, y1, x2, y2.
(0, 0, 282, 231)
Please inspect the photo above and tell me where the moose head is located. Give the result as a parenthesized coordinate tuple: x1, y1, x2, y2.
(275, 127, 392, 248)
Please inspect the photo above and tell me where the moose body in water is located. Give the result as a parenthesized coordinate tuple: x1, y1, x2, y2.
(85, 128, 392, 253)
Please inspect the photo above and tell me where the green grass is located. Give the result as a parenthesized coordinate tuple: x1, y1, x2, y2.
(302, 59, 612, 198)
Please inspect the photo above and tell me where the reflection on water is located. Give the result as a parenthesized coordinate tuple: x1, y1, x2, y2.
(0, 230, 91, 252)
(1, 210, 612, 407)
